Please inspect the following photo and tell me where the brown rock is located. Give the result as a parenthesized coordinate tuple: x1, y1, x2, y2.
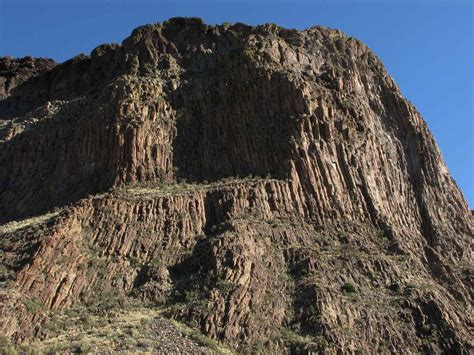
(0, 18, 472, 353)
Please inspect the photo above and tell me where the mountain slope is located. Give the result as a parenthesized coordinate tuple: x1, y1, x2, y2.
(0, 18, 472, 353)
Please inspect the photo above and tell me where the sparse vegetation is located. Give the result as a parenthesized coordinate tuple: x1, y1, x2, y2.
(0, 210, 62, 234)
(170, 320, 223, 353)
(274, 327, 329, 353)
(307, 304, 318, 318)
(341, 282, 357, 294)
(0, 18, 470, 355)
(117, 175, 276, 201)
(14, 307, 161, 354)
(23, 298, 45, 314)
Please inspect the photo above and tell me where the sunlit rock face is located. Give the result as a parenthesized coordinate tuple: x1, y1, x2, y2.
(0, 18, 472, 354)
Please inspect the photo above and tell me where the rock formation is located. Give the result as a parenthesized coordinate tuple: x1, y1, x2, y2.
(0, 18, 472, 353)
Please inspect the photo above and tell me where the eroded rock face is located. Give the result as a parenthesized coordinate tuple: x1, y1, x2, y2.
(0, 56, 56, 100)
(0, 18, 472, 353)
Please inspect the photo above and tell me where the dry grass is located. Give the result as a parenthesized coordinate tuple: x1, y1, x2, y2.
(119, 176, 276, 200)
(3, 305, 234, 354)
(170, 319, 234, 354)
(0, 210, 62, 234)
(13, 308, 162, 353)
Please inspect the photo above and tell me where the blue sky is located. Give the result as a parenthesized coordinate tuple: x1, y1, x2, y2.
(1, 0, 472, 207)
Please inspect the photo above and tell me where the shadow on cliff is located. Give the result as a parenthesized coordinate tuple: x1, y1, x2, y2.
(168, 26, 300, 183)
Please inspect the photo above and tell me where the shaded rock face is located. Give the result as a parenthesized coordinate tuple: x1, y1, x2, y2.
(0, 56, 56, 100)
(0, 18, 472, 353)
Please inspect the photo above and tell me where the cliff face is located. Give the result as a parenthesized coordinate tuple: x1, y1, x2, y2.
(0, 18, 472, 353)
(0, 56, 56, 100)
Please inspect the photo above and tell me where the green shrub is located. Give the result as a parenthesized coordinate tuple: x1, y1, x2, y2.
(187, 331, 220, 352)
(0, 336, 10, 347)
(307, 304, 317, 317)
(420, 324, 434, 336)
(1, 345, 17, 355)
(341, 282, 357, 294)
(0, 336, 18, 355)
(24, 298, 44, 314)
(171, 320, 221, 352)
(316, 336, 329, 350)
(148, 258, 162, 269)
(253, 340, 267, 354)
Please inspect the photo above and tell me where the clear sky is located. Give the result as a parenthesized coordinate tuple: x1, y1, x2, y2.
(1, 0, 472, 207)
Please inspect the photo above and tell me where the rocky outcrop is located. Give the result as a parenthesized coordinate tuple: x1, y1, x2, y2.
(0, 18, 472, 353)
(0, 56, 56, 100)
